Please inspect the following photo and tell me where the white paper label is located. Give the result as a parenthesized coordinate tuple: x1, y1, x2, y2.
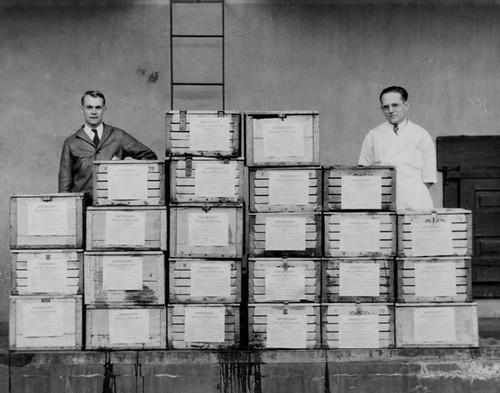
(194, 161, 237, 198)
(265, 216, 306, 250)
(103, 256, 143, 291)
(26, 254, 68, 293)
(411, 220, 454, 256)
(185, 306, 225, 342)
(189, 116, 231, 151)
(414, 262, 456, 297)
(23, 302, 64, 337)
(104, 211, 146, 246)
(266, 313, 307, 348)
(26, 201, 69, 236)
(188, 212, 229, 247)
(339, 262, 380, 297)
(107, 165, 149, 201)
(268, 171, 309, 205)
(414, 307, 456, 343)
(341, 176, 382, 209)
(339, 217, 380, 252)
(338, 314, 379, 348)
(191, 262, 231, 297)
(264, 266, 306, 301)
(109, 309, 150, 344)
(261, 119, 304, 158)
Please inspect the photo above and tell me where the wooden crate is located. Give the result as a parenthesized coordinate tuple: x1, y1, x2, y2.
(395, 303, 479, 348)
(10, 296, 83, 350)
(245, 111, 320, 166)
(169, 205, 243, 258)
(248, 258, 321, 303)
(167, 304, 240, 349)
(168, 158, 245, 204)
(11, 250, 83, 296)
(322, 258, 394, 303)
(324, 212, 396, 257)
(84, 252, 166, 305)
(323, 166, 396, 211)
(397, 209, 472, 257)
(322, 303, 395, 349)
(249, 167, 322, 212)
(396, 257, 472, 303)
(93, 160, 165, 206)
(249, 213, 322, 257)
(166, 110, 241, 157)
(86, 206, 167, 251)
(10, 193, 85, 249)
(248, 303, 321, 349)
(86, 306, 166, 350)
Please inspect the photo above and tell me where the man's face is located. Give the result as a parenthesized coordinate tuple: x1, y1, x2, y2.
(380, 92, 409, 125)
(81, 95, 106, 127)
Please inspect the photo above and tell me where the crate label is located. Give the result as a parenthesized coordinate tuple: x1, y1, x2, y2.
(104, 211, 146, 246)
(107, 165, 148, 200)
(413, 307, 456, 343)
(265, 216, 306, 250)
(268, 171, 309, 205)
(23, 302, 64, 337)
(103, 256, 143, 290)
(264, 266, 306, 300)
(188, 212, 229, 247)
(339, 262, 380, 297)
(338, 314, 379, 348)
(339, 218, 380, 252)
(341, 176, 382, 209)
(411, 220, 453, 256)
(109, 309, 149, 344)
(185, 306, 225, 342)
(26, 255, 68, 293)
(414, 262, 456, 297)
(26, 201, 69, 236)
(194, 161, 236, 198)
(191, 262, 231, 297)
(266, 313, 307, 348)
(260, 119, 304, 158)
(189, 116, 230, 151)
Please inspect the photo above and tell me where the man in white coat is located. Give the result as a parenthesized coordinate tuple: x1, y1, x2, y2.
(358, 86, 437, 211)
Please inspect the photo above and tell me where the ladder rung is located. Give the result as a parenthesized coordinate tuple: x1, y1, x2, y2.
(172, 35, 224, 39)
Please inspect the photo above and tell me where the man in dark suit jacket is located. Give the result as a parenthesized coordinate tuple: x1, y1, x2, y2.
(58, 90, 158, 196)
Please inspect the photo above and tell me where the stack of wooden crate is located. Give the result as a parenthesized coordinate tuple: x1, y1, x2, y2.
(322, 166, 397, 349)
(9, 193, 86, 350)
(246, 111, 323, 349)
(85, 160, 168, 350)
(166, 110, 243, 349)
(395, 208, 478, 348)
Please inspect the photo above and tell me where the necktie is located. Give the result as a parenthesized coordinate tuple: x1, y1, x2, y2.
(393, 124, 399, 135)
(91, 128, 100, 146)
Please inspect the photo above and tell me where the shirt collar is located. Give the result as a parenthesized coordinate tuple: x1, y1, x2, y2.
(83, 123, 104, 139)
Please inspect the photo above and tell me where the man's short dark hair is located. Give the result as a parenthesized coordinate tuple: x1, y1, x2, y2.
(81, 90, 106, 106)
(379, 86, 408, 103)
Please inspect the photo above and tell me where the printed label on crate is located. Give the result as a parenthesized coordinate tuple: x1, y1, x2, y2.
(260, 119, 304, 158)
(268, 171, 309, 205)
(339, 262, 380, 297)
(26, 255, 67, 293)
(414, 262, 456, 297)
(411, 220, 454, 256)
(341, 176, 382, 210)
(264, 266, 306, 300)
(189, 116, 231, 151)
(103, 256, 143, 291)
(338, 314, 379, 348)
(190, 262, 231, 297)
(185, 306, 225, 342)
(23, 302, 64, 337)
(339, 218, 380, 252)
(107, 165, 148, 200)
(188, 212, 229, 247)
(266, 313, 307, 348)
(413, 307, 456, 343)
(26, 201, 69, 236)
(109, 309, 150, 344)
(265, 216, 306, 250)
(104, 211, 146, 246)
(194, 161, 236, 198)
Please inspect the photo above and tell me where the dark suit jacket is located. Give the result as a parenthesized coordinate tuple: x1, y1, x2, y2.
(58, 123, 158, 195)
